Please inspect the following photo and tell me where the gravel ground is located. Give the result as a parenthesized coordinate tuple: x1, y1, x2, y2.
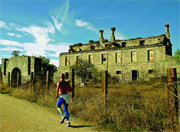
(0, 94, 98, 132)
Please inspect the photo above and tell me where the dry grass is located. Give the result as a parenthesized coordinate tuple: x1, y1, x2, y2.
(0, 84, 12, 94)
(13, 87, 36, 102)
(0, 78, 179, 131)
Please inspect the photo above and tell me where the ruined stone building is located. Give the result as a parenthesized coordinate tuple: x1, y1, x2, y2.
(53, 24, 179, 83)
(1, 56, 41, 86)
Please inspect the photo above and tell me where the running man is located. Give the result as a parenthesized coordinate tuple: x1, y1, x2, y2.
(56, 74, 72, 127)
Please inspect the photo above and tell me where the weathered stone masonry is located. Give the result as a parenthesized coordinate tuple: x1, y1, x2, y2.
(1, 56, 41, 86)
(53, 25, 180, 83)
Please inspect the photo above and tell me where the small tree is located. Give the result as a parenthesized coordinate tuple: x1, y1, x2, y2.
(175, 49, 180, 64)
(72, 60, 100, 83)
(11, 50, 20, 57)
(39, 56, 57, 78)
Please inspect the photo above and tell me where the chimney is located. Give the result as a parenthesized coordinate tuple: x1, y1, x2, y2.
(165, 24, 170, 39)
(111, 27, 116, 42)
(99, 30, 104, 43)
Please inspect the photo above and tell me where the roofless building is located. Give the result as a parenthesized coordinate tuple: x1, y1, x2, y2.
(53, 24, 179, 83)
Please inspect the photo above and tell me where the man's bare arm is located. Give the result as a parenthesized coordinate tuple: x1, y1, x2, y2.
(56, 82, 59, 98)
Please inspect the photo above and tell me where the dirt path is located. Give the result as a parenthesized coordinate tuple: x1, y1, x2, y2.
(0, 94, 98, 132)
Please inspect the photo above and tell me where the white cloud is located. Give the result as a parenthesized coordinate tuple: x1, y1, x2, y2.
(7, 32, 22, 38)
(0, 20, 7, 29)
(50, 59, 59, 67)
(46, 22, 55, 33)
(44, 43, 69, 58)
(51, 16, 63, 31)
(7, 32, 15, 36)
(0, 39, 23, 47)
(0, 39, 44, 56)
(9, 23, 15, 26)
(75, 19, 126, 40)
(75, 19, 89, 27)
(47, 43, 69, 51)
(75, 19, 97, 32)
(0, 47, 24, 51)
(50, 0, 73, 33)
(22, 43, 69, 57)
(23, 43, 46, 56)
(0, 39, 69, 61)
(1, 54, 9, 57)
(114, 32, 127, 40)
(16, 34, 22, 38)
(57, 0, 69, 23)
(0, 39, 46, 56)
(16, 25, 55, 47)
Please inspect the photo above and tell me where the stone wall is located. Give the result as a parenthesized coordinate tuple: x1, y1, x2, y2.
(54, 44, 179, 84)
(1, 56, 41, 85)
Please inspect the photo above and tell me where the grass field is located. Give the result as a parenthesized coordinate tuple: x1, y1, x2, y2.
(0, 78, 179, 131)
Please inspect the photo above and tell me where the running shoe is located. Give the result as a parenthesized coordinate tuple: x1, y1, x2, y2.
(60, 116, 66, 124)
(66, 121, 71, 127)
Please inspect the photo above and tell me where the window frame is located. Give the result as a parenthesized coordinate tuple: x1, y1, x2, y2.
(88, 54, 94, 64)
(131, 51, 137, 63)
(116, 71, 121, 74)
(147, 50, 154, 62)
(65, 56, 70, 66)
(101, 53, 107, 64)
(115, 52, 122, 63)
(76, 55, 81, 65)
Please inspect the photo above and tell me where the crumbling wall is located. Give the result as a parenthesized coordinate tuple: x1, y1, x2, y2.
(1, 56, 41, 85)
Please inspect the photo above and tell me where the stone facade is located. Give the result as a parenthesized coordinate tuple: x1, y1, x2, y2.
(1, 56, 41, 86)
(53, 24, 180, 83)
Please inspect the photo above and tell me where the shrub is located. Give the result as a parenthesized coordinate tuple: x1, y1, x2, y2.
(72, 60, 101, 84)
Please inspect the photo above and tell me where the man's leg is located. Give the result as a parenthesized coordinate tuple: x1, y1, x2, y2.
(63, 102, 70, 127)
(57, 97, 63, 116)
(57, 97, 65, 123)
(63, 103, 69, 121)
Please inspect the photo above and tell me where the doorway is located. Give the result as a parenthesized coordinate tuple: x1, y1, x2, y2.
(11, 68, 21, 87)
(132, 70, 138, 81)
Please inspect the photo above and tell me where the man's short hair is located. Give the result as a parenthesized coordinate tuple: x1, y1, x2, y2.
(61, 73, 65, 80)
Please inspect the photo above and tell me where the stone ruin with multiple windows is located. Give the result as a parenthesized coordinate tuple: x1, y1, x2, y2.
(53, 24, 179, 83)
(1, 56, 41, 86)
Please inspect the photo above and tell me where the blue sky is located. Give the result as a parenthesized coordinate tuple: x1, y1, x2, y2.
(0, 0, 179, 66)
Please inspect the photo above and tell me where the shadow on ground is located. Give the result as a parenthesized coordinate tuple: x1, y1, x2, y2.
(70, 125, 96, 128)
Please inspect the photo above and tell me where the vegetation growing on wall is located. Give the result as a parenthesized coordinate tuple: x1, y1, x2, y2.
(175, 49, 180, 64)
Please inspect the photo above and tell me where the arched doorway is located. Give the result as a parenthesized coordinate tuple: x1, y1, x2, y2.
(11, 68, 21, 87)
